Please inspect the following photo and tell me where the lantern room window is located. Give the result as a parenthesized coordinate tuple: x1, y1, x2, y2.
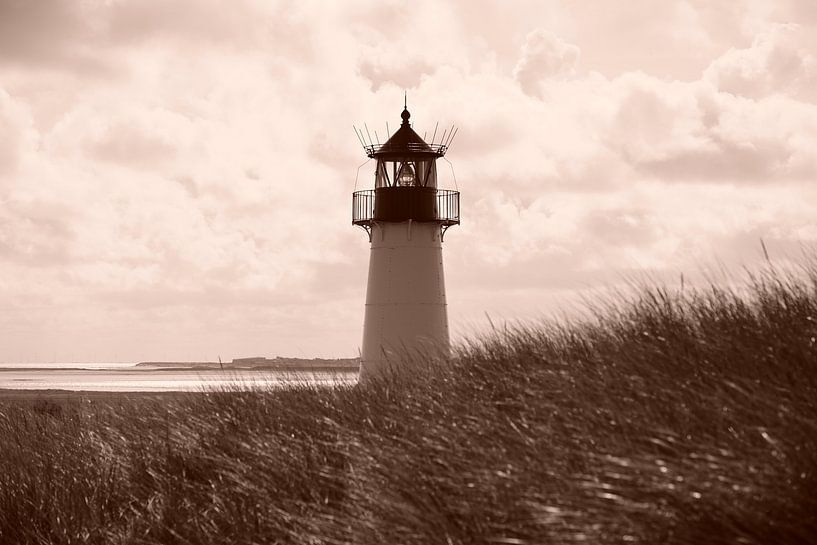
(396, 163, 416, 186)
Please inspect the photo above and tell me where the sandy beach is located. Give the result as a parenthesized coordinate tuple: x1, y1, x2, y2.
(0, 364, 357, 394)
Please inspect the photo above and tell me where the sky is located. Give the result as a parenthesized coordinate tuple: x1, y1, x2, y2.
(1, 0, 816, 362)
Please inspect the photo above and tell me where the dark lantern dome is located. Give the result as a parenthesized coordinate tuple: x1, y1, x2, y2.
(365, 107, 447, 160)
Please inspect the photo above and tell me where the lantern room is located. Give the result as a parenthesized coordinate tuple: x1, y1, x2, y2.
(352, 106, 460, 235)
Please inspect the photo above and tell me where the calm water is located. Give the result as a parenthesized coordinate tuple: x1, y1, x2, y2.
(0, 363, 357, 392)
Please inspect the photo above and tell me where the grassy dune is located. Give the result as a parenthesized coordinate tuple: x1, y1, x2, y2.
(1, 266, 816, 544)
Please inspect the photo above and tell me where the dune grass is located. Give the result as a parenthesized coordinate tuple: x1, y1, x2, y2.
(1, 265, 816, 544)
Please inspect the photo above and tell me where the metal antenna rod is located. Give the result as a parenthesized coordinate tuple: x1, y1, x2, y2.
(356, 127, 368, 149)
(431, 122, 439, 145)
(446, 126, 459, 148)
(353, 126, 366, 149)
(374, 129, 380, 146)
(364, 123, 373, 147)
(445, 123, 456, 147)
(439, 128, 448, 148)
(444, 125, 458, 147)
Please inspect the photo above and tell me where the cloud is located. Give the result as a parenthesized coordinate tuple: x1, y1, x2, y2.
(514, 30, 580, 96)
(358, 58, 437, 91)
(601, 72, 817, 183)
(90, 122, 177, 169)
(106, 0, 258, 45)
(704, 24, 817, 100)
(0, 0, 112, 74)
(0, 200, 76, 266)
(0, 1, 83, 63)
(0, 89, 33, 177)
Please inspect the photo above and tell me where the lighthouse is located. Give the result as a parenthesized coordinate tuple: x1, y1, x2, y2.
(352, 104, 460, 380)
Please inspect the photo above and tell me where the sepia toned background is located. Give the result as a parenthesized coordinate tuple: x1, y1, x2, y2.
(1, 0, 815, 362)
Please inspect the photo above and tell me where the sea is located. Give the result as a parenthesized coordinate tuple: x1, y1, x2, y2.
(0, 362, 357, 392)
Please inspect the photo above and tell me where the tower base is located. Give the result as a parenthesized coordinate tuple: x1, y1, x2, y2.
(360, 221, 449, 381)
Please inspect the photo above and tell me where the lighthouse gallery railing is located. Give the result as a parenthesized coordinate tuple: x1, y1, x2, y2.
(352, 188, 460, 226)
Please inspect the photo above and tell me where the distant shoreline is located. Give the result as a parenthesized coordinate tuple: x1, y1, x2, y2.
(136, 357, 360, 372)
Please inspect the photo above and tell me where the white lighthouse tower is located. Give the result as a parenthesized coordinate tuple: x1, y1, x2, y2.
(352, 104, 460, 381)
